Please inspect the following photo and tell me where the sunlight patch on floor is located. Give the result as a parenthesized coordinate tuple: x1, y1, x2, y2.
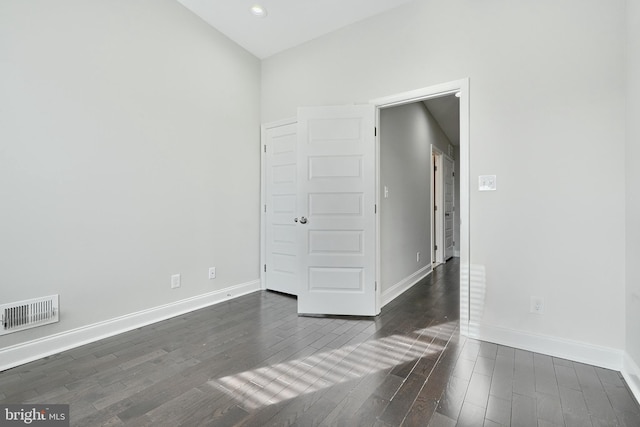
(207, 320, 457, 409)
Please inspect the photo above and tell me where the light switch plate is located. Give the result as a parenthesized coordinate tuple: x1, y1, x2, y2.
(479, 175, 497, 191)
(171, 274, 181, 289)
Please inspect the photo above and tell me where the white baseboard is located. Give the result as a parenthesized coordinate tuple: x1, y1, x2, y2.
(381, 265, 432, 308)
(467, 321, 624, 370)
(623, 352, 640, 404)
(0, 280, 261, 372)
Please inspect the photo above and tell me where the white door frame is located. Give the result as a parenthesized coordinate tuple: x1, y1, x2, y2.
(370, 78, 470, 335)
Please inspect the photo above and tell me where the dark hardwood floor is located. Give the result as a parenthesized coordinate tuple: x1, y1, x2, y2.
(1, 259, 639, 426)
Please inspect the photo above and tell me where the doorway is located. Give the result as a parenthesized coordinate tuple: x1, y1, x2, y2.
(432, 147, 444, 267)
(372, 79, 469, 334)
(261, 106, 377, 316)
(431, 146, 456, 268)
(260, 79, 470, 332)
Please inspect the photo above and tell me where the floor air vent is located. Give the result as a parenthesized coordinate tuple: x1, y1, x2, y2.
(1, 295, 59, 336)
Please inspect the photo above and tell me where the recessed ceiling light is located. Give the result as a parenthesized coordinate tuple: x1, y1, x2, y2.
(250, 4, 267, 17)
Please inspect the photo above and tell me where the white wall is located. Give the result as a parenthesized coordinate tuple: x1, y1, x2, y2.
(0, 0, 261, 350)
(262, 0, 627, 355)
(379, 103, 451, 296)
(626, 0, 640, 385)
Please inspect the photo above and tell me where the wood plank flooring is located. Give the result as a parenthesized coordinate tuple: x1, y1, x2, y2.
(1, 259, 639, 426)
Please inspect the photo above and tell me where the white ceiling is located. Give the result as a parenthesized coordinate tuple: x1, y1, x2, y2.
(176, 0, 460, 147)
(424, 96, 460, 146)
(176, 0, 415, 59)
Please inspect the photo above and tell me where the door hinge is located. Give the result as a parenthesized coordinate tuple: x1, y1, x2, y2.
(374, 204, 377, 214)
(374, 127, 377, 137)
(264, 144, 266, 153)
(453, 171, 455, 177)
(264, 264, 267, 272)
(264, 204, 267, 213)
(434, 205, 437, 211)
(375, 281, 377, 291)
(453, 241, 456, 246)
(434, 245, 438, 251)
(434, 165, 437, 171)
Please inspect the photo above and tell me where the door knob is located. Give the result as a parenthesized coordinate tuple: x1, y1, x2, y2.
(294, 218, 298, 223)
(299, 217, 308, 224)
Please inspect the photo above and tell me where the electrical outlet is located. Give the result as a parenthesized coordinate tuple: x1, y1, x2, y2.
(208, 267, 216, 279)
(417, 252, 420, 262)
(171, 274, 181, 289)
(530, 296, 544, 314)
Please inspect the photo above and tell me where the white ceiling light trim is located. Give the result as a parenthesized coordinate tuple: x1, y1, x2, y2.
(250, 4, 267, 17)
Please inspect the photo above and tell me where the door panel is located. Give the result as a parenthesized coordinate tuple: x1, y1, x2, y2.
(444, 156, 455, 260)
(265, 122, 298, 295)
(297, 105, 377, 316)
(309, 230, 363, 254)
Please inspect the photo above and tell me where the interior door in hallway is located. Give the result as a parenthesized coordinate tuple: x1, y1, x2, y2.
(443, 155, 455, 260)
(296, 105, 377, 316)
(264, 121, 298, 295)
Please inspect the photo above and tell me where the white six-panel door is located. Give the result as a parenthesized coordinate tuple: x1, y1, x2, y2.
(264, 121, 299, 295)
(296, 105, 377, 316)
